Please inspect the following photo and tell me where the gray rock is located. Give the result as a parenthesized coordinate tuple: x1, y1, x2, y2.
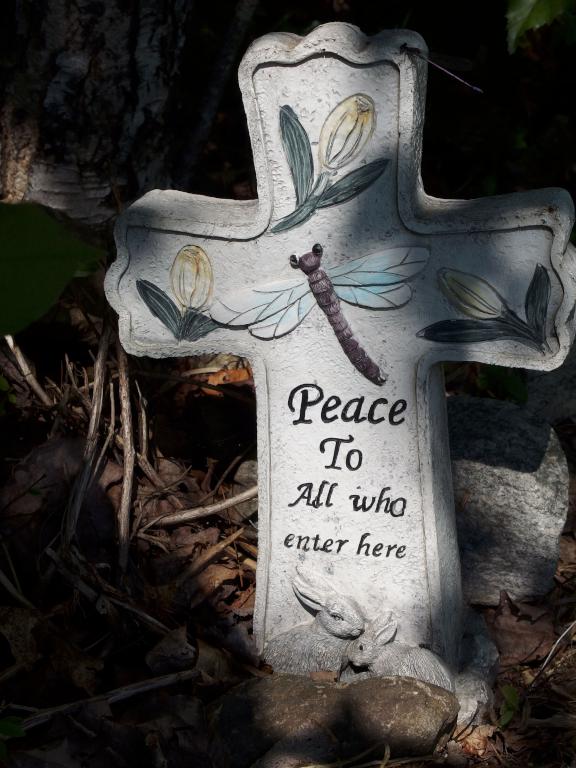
(229, 459, 258, 522)
(448, 396, 568, 605)
(455, 671, 493, 726)
(209, 674, 458, 768)
(526, 343, 576, 424)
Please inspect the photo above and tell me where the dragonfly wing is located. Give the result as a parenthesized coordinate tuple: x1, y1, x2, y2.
(335, 283, 413, 309)
(210, 278, 310, 328)
(249, 292, 316, 339)
(329, 246, 430, 288)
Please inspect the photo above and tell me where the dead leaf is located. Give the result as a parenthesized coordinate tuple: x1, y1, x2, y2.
(195, 639, 240, 683)
(229, 584, 255, 618)
(34, 621, 104, 694)
(458, 724, 496, 756)
(169, 526, 219, 552)
(206, 368, 252, 387)
(485, 592, 556, 665)
(188, 563, 238, 609)
(0, 606, 40, 669)
(0, 437, 83, 521)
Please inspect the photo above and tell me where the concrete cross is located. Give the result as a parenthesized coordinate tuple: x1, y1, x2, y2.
(106, 23, 575, 670)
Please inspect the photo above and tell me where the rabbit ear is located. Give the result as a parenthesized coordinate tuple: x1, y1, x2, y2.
(373, 611, 398, 644)
(293, 567, 335, 612)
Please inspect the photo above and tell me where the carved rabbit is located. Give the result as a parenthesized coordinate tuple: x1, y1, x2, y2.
(346, 612, 455, 692)
(263, 568, 366, 675)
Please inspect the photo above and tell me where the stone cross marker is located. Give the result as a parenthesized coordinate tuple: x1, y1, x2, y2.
(106, 24, 575, 676)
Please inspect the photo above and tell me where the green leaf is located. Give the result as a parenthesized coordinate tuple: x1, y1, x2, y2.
(501, 684, 521, 708)
(417, 318, 542, 350)
(0, 376, 9, 393)
(179, 307, 219, 341)
(506, 0, 571, 53)
(524, 264, 550, 339)
(270, 198, 318, 233)
(136, 280, 182, 338)
(499, 684, 521, 728)
(279, 105, 314, 206)
(0, 716, 25, 738)
(316, 159, 389, 208)
(0, 203, 102, 335)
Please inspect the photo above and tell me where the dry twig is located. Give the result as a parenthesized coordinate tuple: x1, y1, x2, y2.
(4, 335, 52, 406)
(64, 326, 111, 544)
(116, 338, 135, 574)
(22, 668, 199, 730)
(178, 528, 245, 581)
(141, 485, 258, 530)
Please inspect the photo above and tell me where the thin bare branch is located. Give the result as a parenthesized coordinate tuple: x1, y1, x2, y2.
(64, 326, 111, 544)
(135, 379, 149, 457)
(178, 527, 245, 581)
(4, 334, 52, 406)
(141, 485, 258, 530)
(116, 339, 135, 574)
(45, 547, 170, 635)
(0, 564, 35, 609)
(22, 668, 199, 730)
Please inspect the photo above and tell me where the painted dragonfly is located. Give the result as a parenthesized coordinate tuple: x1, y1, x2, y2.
(210, 244, 430, 385)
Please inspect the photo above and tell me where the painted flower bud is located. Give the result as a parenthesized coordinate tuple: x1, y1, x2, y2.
(439, 269, 506, 319)
(170, 245, 213, 311)
(319, 93, 375, 170)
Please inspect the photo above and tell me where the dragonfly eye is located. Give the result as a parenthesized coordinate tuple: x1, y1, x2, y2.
(312, 243, 323, 256)
(289, 254, 299, 269)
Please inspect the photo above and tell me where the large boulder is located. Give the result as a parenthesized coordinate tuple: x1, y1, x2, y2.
(209, 674, 458, 768)
(448, 395, 568, 605)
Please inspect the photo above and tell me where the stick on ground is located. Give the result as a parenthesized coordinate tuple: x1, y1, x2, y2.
(116, 338, 135, 574)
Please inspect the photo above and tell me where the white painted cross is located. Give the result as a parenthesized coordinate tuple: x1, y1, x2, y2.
(106, 24, 575, 671)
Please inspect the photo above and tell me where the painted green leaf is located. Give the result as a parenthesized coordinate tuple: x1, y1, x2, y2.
(0, 203, 102, 335)
(279, 105, 314, 207)
(417, 318, 542, 350)
(506, 0, 570, 53)
(179, 307, 219, 341)
(136, 279, 181, 338)
(270, 198, 318, 233)
(524, 263, 550, 339)
(316, 159, 389, 208)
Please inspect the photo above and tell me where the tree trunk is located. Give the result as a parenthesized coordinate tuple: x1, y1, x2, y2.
(0, 0, 243, 233)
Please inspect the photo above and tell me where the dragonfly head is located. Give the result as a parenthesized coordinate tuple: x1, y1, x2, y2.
(290, 244, 324, 275)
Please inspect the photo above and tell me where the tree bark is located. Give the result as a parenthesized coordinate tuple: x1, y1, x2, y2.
(0, 0, 199, 232)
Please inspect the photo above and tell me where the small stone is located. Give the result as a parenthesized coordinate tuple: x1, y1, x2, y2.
(449, 396, 568, 605)
(145, 626, 197, 674)
(209, 674, 459, 768)
(229, 459, 258, 522)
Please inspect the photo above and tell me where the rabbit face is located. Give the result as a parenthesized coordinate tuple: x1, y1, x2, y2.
(347, 612, 398, 667)
(347, 628, 378, 666)
(317, 596, 365, 638)
(292, 567, 367, 639)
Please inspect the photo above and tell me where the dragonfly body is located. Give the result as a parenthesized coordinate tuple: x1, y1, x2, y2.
(291, 244, 385, 385)
(210, 242, 429, 385)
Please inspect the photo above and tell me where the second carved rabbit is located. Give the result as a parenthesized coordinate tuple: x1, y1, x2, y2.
(346, 612, 455, 692)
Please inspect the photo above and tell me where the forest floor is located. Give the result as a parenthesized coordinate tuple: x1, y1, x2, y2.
(0, 274, 575, 767)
